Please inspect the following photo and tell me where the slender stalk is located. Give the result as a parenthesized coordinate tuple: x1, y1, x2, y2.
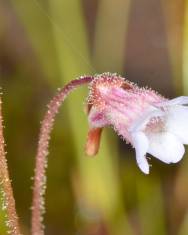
(0, 98, 21, 235)
(31, 76, 93, 235)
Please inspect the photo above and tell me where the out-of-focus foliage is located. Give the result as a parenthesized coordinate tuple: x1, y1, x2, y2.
(0, 0, 187, 234)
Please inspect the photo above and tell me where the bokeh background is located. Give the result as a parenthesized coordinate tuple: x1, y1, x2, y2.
(0, 0, 188, 234)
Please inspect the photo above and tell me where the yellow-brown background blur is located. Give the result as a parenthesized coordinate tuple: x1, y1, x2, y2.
(0, 1, 188, 235)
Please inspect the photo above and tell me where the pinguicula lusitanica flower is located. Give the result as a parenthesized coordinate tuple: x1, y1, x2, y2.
(85, 73, 188, 174)
(32, 73, 188, 234)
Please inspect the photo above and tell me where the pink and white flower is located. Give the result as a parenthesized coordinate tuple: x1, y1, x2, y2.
(85, 73, 188, 174)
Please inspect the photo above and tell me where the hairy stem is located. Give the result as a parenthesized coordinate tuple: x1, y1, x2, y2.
(31, 76, 93, 235)
(0, 98, 22, 235)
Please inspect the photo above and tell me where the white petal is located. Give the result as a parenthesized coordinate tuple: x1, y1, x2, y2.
(132, 132, 150, 174)
(155, 96, 188, 107)
(129, 107, 164, 132)
(147, 132, 185, 164)
(166, 105, 188, 144)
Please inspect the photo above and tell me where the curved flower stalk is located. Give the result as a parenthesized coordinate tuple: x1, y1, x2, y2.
(31, 76, 93, 235)
(32, 73, 188, 234)
(0, 98, 22, 235)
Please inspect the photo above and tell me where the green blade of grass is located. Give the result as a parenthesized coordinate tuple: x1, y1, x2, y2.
(136, 176, 166, 235)
(93, 0, 131, 73)
(49, 0, 133, 234)
(10, 0, 60, 86)
(91, 0, 133, 234)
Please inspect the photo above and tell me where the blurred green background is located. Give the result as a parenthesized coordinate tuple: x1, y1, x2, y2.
(0, 0, 188, 234)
